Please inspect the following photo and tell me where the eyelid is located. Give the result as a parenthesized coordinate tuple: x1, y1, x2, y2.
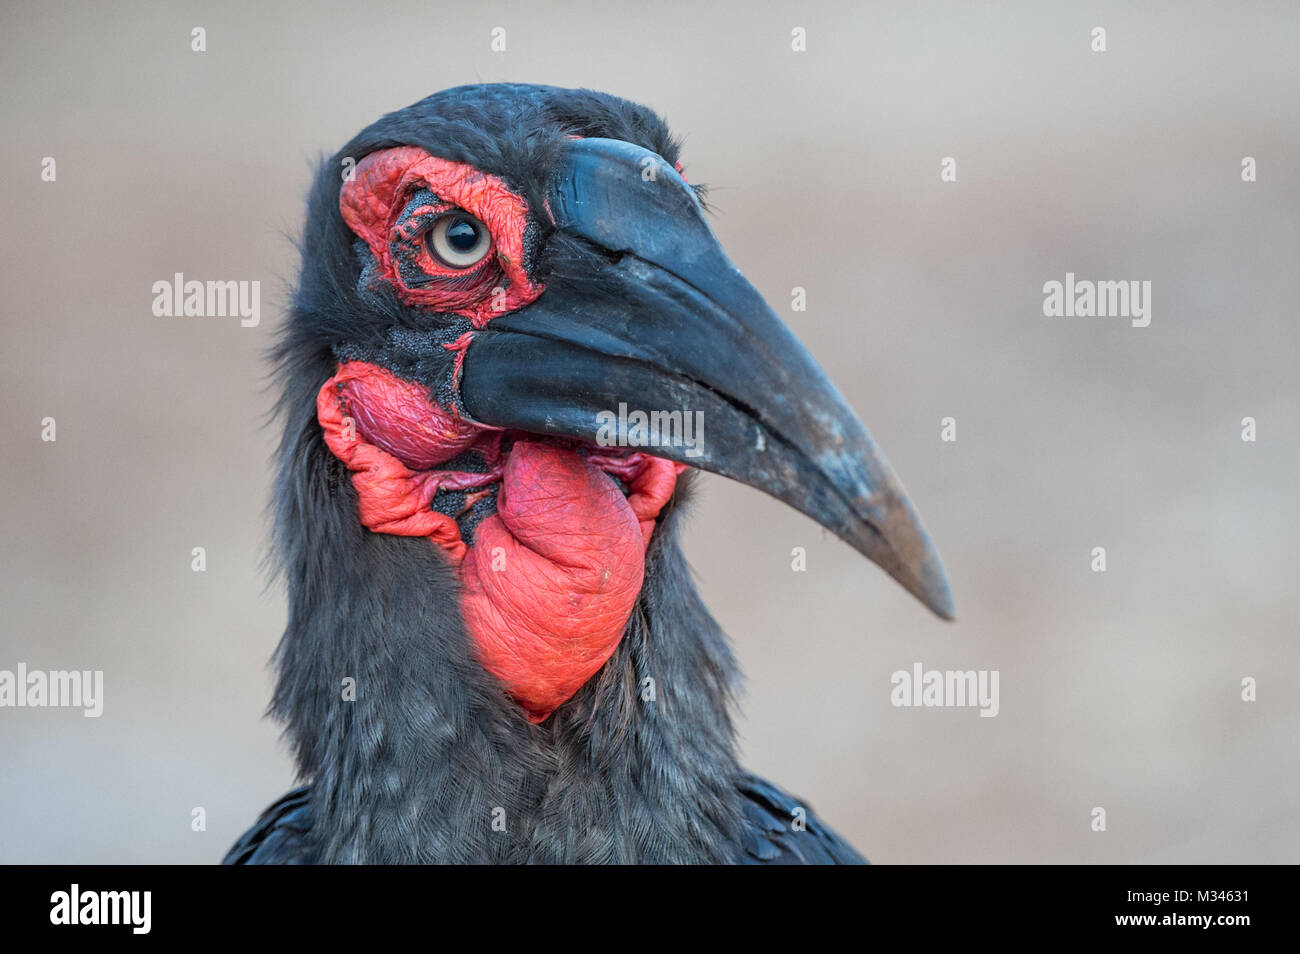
(390, 195, 450, 246)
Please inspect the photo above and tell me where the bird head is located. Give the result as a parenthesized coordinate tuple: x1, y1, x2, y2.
(278, 84, 953, 726)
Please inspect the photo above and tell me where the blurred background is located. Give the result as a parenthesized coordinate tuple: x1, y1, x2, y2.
(1, 0, 1297, 863)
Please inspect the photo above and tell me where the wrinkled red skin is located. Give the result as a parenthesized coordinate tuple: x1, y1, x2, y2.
(340, 148, 543, 324)
(319, 361, 684, 722)
(460, 443, 675, 722)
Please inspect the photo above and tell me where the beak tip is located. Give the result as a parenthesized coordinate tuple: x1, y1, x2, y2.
(908, 564, 957, 621)
(929, 591, 958, 622)
(865, 485, 956, 621)
(870, 505, 956, 621)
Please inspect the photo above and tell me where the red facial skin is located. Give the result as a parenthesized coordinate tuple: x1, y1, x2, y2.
(340, 147, 542, 325)
(324, 149, 686, 722)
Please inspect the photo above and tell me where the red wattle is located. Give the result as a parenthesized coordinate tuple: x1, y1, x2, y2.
(330, 360, 483, 470)
(316, 364, 684, 722)
(461, 441, 648, 722)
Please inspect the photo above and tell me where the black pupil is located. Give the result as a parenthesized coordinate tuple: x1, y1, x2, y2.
(446, 218, 479, 252)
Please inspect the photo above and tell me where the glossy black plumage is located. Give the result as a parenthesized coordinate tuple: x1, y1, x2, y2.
(225, 776, 867, 865)
(223, 788, 313, 865)
(227, 85, 874, 865)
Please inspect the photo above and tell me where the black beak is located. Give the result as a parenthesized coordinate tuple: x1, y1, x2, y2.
(459, 137, 954, 619)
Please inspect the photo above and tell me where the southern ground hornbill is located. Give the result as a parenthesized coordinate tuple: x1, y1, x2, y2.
(225, 84, 954, 865)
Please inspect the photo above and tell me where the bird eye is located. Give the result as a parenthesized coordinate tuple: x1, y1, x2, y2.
(427, 212, 491, 269)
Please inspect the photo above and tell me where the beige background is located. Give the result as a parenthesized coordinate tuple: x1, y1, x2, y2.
(1, 0, 1296, 863)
